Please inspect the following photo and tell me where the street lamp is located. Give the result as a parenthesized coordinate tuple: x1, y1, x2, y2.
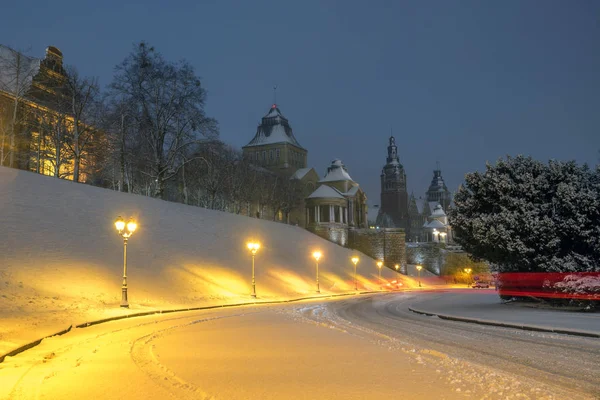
(114, 216, 137, 308)
(351, 256, 359, 291)
(313, 251, 322, 293)
(432, 229, 439, 242)
(247, 241, 261, 298)
(394, 264, 399, 272)
(464, 268, 472, 287)
(416, 264, 423, 287)
(376, 260, 383, 281)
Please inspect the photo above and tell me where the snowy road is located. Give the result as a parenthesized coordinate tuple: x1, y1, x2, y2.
(1, 292, 599, 399)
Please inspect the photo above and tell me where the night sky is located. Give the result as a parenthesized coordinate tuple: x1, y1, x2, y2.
(2, 0, 599, 206)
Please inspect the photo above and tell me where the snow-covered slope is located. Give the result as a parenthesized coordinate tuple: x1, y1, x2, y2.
(0, 167, 414, 354)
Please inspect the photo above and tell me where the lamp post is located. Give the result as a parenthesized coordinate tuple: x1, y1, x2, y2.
(313, 251, 322, 293)
(247, 241, 261, 298)
(394, 264, 399, 272)
(416, 264, 423, 287)
(114, 216, 137, 308)
(464, 268, 472, 287)
(376, 260, 383, 281)
(351, 256, 359, 291)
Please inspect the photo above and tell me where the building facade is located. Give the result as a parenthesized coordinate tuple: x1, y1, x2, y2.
(242, 104, 307, 174)
(376, 136, 409, 230)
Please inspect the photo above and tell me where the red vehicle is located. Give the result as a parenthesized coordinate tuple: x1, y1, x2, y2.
(472, 282, 490, 288)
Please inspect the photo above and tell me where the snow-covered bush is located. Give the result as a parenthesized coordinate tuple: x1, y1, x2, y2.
(449, 156, 600, 273)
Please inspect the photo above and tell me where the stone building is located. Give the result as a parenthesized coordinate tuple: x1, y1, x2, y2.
(304, 159, 368, 246)
(242, 104, 307, 174)
(376, 136, 409, 230)
(0, 44, 101, 180)
(426, 164, 452, 211)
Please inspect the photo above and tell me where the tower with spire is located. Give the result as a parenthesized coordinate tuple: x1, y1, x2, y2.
(376, 136, 409, 231)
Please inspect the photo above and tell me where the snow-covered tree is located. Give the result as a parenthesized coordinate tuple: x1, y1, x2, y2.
(448, 156, 600, 273)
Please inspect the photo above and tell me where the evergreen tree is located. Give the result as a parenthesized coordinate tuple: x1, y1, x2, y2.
(449, 156, 600, 273)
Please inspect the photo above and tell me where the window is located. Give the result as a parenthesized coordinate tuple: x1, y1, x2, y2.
(334, 205, 341, 223)
(320, 205, 330, 222)
(276, 148, 280, 160)
(269, 150, 274, 161)
(262, 151, 266, 161)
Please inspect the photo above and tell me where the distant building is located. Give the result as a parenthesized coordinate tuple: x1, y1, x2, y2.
(374, 135, 453, 243)
(0, 44, 102, 180)
(242, 104, 307, 174)
(305, 159, 368, 246)
(426, 165, 452, 211)
(376, 136, 409, 230)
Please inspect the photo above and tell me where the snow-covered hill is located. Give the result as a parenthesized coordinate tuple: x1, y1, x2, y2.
(0, 167, 414, 354)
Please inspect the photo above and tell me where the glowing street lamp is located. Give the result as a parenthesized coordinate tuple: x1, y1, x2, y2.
(416, 264, 423, 287)
(313, 251, 322, 293)
(351, 256, 359, 291)
(247, 241, 261, 298)
(376, 260, 383, 281)
(394, 264, 399, 272)
(114, 216, 137, 308)
(464, 268, 472, 287)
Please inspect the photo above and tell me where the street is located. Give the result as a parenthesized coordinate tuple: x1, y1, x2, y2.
(1, 291, 598, 399)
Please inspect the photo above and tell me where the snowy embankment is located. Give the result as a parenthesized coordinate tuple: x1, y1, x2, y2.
(0, 167, 416, 355)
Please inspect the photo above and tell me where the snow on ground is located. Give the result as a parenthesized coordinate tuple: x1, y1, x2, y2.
(0, 167, 419, 355)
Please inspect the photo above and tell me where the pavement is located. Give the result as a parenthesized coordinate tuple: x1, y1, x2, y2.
(408, 289, 600, 337)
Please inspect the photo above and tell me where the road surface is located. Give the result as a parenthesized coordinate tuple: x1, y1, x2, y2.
(1, 291, 598, 399)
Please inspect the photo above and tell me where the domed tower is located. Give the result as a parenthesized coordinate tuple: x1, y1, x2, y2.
(242, 104, 307, 175)
(376, 136, 409, 231)
(426, 164, 452, 211)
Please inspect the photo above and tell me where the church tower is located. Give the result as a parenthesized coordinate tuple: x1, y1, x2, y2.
(376, 136, 409, 230)
(242, 104, 307, 175)
(426, 164, 452, 211)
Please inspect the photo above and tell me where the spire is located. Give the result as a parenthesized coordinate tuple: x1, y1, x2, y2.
(386, 135, 399, 164)
(273, 84, 278, 106)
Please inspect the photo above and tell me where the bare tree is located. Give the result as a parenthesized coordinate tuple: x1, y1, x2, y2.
(0, 45, 39, 167)
(62, 66, 100, 182)
(110, 42, 217, 199)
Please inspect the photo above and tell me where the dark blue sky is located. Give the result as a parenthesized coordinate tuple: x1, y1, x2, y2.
(2, 0, 599, 205)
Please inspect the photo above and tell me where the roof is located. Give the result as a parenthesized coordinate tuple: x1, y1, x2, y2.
(425, 220, 447, 229)
(0, 45, 40, 97)
(415, 199, 425, 214)
(291, 167, 314, 180)
(344, 186, 359, 196)
(431, 204, 446, 217)
(307, 185, 345, 200)
(243, 104, 305, 149)
(319, 159, 354, 183)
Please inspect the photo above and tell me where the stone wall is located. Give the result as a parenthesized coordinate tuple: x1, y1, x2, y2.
(308, 225, 349, 247)
(405, 243, 445, 275)
(348, 228, 406, 274)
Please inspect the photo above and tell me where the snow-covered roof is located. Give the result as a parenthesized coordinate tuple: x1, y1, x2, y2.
(431, 204, 446, 217)
(415, 199, 425, 214)
(428, 201, 439, 214)
(243, 104, 305, 150)
(425, 220, 447, 229)
(319, 159, 354, 183)
(307, 185, 345, 199)
(345, 185, 359, 196)
(291, 167, 314, 180)
(0, 45, 40, 97)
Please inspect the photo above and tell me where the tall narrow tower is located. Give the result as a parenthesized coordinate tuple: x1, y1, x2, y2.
(376, 136, 409, 230)
(426, 164, 452, 211)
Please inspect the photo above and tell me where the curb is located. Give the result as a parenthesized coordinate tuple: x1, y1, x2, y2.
(0, 325, 73, 363)
(0, 289, 393, 364)
(408, 306, 600, 338)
